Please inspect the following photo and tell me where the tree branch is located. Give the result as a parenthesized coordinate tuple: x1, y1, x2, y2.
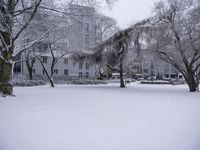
(13, 0, 43, 42)
(13, 26, 56, 59)
(106, 64, 120, 72)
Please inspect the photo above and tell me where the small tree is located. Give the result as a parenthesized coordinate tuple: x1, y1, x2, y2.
(36, 43, 69, 87)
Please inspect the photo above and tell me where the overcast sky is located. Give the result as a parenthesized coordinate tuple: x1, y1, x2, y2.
(101, 0, 159, 29)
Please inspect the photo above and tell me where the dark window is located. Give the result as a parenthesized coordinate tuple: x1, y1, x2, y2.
(143, 69, 149, 73)
(78, 21, 83, 30)
(79, 72, 83, 78)
(43, 69, 46, 75)
(85, 34, 89, 45)
(37, 42, 48, 52)
(79, 62, 83, 70)
(54, 69, 58, 74)
(64, 69, 68, 75)
(85, 62, 89, 70)
(42, 56, 47, 64)
(85, 23, 89, 32)
(13, 62, 21, 73)
(64, 58, 68, 64)
(86, 72, 89, 78)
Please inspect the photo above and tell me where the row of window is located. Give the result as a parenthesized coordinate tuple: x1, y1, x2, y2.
(32, 69, 89, 78)
(40, 57, 90, 70)
(79, 72, 89, 78)
(42, 57, 68, 64)
(79, 62, 89, 70)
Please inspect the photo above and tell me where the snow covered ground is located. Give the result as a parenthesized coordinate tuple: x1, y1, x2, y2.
(0, 83, 200, 150)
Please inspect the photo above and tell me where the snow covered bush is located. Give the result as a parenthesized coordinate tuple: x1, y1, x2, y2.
(71, 79, 107, 85)
(12, 80, 46, 87)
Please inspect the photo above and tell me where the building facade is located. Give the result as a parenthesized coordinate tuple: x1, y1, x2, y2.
(21, 52, 97, 79)
(130, 48, 183, 80)
(16, 4, 100, 80)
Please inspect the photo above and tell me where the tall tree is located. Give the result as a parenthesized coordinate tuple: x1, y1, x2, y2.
(0, 0, 43, 96)
(148, 0, 200, 92)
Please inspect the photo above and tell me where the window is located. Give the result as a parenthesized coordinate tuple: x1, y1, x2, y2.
(64, 58, 68, 64)
(13, 63, 21, 73)
(64, 69, 68, 75)
(143, 69, 149, 73)
(85, 34, 89, 45)
(42, 56, 47, 64)
(79, 72, 83, 78)
(32, 69, 35, 74)
(85, 23, 89, 32)
(78, 21, 83, 30)
(85, 62, 89, 70)
(54, 69, 58, 74)
(43, 69, 46, 75)
(38, 42, 48, 52)
(79, 61, 83, 70)
(86, 72, 89, 78)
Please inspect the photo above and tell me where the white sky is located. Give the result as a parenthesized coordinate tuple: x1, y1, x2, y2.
(101, 0, 159, 29)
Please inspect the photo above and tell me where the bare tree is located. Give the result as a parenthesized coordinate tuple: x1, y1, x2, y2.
(36, 48, 69, 87)
(148, 0, 200, 92)
(95, 14, 119, 42)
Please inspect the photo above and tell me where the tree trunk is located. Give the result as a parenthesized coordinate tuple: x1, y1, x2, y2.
(37, 56, 55, 87)
(187, 78, 199, 92)
(0, 0, 15, 96)
(43, 66, 55, 88)
(119, 60, 125, 88)
(49, 77, 55, 88)
(184, 66, 199, 92)
(0, 53, 13, 96)
(26, 60, 33, 80)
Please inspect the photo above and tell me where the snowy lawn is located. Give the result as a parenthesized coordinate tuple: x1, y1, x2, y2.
(0, 83, 200, 150)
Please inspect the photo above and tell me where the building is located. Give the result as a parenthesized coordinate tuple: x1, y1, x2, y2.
(22, 51, 97, 79)
(16, 4, 100, 80)
(130, 48, 182, 80)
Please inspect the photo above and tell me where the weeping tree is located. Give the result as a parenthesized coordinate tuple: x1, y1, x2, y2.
(73, 0, 200, 92)
(98, 30, 130, 88)
(72, 19, 151, 87)
(72, 31, 129, 88)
